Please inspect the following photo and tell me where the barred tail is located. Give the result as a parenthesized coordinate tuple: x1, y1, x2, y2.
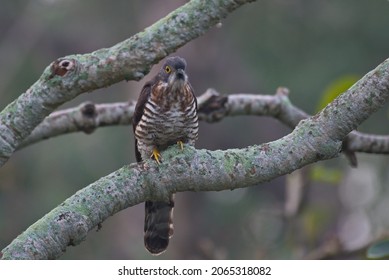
(144, 195, 175, 255)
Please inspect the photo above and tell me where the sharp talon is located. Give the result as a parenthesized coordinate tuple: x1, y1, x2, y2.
(177, 141, 184, 150)
(151, 148, 162, 164)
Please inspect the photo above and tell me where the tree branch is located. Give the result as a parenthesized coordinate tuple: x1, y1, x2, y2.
(2, 57, 389, 260)
(18, 101, 136, 148)
(20, 88, 389, 154)
(0, 0, 256, 166)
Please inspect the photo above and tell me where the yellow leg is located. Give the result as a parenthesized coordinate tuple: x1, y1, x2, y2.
(151, 147, 162, 164)
(177, 141, 184, 150)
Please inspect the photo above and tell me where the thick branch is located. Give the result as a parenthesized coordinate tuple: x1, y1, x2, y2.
(20, 88, 389, 154)
(0, 0, 256, 166)
(2, 58, 389, 260)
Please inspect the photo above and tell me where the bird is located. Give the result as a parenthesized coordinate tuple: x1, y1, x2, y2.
(132, 56, 198, 255)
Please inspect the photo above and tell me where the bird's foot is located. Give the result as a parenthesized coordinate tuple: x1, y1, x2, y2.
(151, 148, 162, 164)
(177, 141, 184, 150)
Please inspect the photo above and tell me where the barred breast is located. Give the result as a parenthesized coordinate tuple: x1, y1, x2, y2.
(135, 84, 198, 159)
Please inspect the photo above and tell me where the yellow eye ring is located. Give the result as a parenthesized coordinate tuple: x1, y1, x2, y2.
(165, 66, 171, 73)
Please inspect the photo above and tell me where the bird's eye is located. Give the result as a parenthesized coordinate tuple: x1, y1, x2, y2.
(165, 66, 171, 73)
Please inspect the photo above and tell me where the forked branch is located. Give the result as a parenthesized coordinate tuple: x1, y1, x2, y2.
(2, 58, 389, 259)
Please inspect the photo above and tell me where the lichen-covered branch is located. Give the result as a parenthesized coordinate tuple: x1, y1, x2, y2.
(2, 58, 389, 260)
(20, 88, 389, 154)
(345, 131, 389, 154)
(0, 0, 256, 166)
(18, 101, 136, 148)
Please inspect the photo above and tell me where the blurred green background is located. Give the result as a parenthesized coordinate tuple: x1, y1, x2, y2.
(1, 0, 389, 259)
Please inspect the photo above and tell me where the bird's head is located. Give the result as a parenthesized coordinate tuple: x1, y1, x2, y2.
(158, 56, 188, 89)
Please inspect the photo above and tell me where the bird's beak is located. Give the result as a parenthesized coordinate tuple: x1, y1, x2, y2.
(175, 69, 186, 81)
(168, 68, 187, 88)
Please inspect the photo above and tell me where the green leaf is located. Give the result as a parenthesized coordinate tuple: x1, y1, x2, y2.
(367, 240, 389, 259)
(309, 165, 343, 184)
(317, 75, 359, 112)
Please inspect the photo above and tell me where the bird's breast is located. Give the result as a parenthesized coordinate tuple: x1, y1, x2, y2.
(135, 90, 198, 148)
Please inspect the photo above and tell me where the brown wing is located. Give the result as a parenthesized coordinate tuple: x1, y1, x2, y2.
(132, 80, 153, 163)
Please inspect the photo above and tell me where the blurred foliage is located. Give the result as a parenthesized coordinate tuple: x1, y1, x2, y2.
(367, 240, 389, 259)
(316, 75, 359, 112)
(1, 0, 389, 259)
(302, 206, 333, 245)
(310, 165, 343, 185)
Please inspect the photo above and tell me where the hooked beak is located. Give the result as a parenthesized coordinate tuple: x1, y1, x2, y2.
(168, 68, 187, 88)
(176, 69, 186, 80)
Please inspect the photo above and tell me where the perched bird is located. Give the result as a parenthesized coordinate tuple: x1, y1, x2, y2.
(132, 56, 198, 255)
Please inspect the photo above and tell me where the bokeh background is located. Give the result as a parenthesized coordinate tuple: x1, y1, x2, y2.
(1, 0, 389, 259)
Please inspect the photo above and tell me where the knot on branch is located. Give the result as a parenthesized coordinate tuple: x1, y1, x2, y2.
(197, 88, 228, 122)
(275, 86, 290, 97)
(76, 102, 98, 134)
(48, 58, 77, 79)
(81, 103, 97, 119)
